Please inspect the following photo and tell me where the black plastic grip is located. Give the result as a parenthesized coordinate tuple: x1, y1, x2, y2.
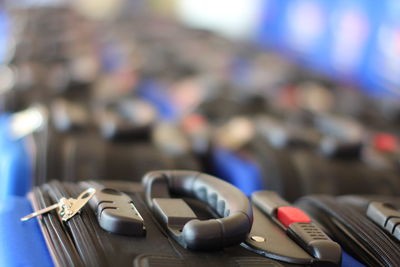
(81, 182, 146, 236)
(287, 222, 341, 263)
(367, 202, 400, 241)
(142, 170, 253, 250)
(251, 191, 290, 216)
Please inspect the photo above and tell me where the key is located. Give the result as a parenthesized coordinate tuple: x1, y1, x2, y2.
(20, 203, 60, 221)
(21, 188, 96, 222)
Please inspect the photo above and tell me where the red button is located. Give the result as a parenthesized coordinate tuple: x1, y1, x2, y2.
(277, 206, 311, 228)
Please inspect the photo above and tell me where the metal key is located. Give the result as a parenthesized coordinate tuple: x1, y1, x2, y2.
(20, 203, 60, 221)
(21, 188, 96, 222)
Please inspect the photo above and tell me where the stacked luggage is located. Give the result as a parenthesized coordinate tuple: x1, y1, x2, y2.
(1, 4, 400, 267)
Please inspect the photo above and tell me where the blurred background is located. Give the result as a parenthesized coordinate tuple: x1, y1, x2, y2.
(1, 0, 399, 113)
(1, 0, 400, 105)
(1, 0, 400, 201)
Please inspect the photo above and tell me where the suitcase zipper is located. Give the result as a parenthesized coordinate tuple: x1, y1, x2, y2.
(35, 181, 107, 267)
(33, 186, 84, 266)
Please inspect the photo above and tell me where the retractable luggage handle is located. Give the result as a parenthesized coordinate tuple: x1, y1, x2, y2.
(143, 170, 253, 250)
(251, 191, 341, 265)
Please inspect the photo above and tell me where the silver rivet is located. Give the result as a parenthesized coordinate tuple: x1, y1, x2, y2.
(251, 236, 265, 242)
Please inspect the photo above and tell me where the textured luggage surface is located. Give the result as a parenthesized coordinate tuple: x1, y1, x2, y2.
(14, 171, 342, 267)
(28, 176, 282, 266)
(296, 195, 400, 266)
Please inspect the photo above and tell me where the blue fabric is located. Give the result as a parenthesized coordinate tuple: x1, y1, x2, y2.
(0, 10, 9, 64)
(0, 196, 53, 267)
(212, 147, 264, 196)
(0, 115, 32, 199)
(136, 79, 177, 121)
(341, 251, 365, 267)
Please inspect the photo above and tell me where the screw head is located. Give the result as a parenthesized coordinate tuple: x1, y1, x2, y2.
(251, 236, 265, 242)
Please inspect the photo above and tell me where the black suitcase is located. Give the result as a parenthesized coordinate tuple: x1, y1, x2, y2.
(249, 136, 400, 201)
(246, 115, 400, 201)
(36, 127, 200, 183)
(25, 171, 341, 266)
(296, 194, 400, 266)
(32, 100, 201, 184)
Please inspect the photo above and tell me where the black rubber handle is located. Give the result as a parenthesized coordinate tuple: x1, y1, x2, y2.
(143, 170, 253, 250)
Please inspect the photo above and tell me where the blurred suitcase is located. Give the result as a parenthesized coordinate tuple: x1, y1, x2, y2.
(210, 115, 400, 201)
(248, 135, 400, 201)
(39, 129, 201, 184)
(34, 100, 201, 184)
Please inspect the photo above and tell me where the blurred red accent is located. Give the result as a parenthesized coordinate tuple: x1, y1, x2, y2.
(373, 133, 398, 152)
(182, 114, 207, 132)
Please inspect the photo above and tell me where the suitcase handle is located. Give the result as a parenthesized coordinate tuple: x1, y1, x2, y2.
(143, 170, 253, 250)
